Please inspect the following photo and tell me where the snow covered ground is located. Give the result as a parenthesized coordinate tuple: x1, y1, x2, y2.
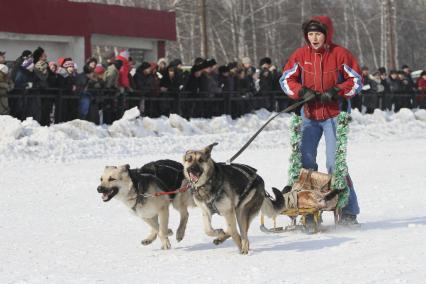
(1, 108, 426, 283)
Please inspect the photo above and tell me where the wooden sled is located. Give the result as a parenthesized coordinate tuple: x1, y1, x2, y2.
(260, 169, 341, 234)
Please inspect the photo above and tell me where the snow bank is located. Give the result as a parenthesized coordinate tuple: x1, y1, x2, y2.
(0, 108, 425, 162)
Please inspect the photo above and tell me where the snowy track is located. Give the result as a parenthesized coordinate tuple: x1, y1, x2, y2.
(1, 109, 426, 283)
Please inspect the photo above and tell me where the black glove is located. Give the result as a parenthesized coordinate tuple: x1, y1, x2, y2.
(298, 87, 317, 100)
(317, 86, 341, 103)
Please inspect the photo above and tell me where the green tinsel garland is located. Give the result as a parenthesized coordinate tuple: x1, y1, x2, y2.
(287, 112, 350, 209)
(332, 112, 350, 209)
(287, 114, 302, 186)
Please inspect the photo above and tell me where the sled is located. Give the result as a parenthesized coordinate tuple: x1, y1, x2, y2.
(260, 169, 341, 234)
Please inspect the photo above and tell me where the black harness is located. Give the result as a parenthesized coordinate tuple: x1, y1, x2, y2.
(191, 163, 258, 215)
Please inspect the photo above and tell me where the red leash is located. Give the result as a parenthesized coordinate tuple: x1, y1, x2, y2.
(152, 183, 191, 197)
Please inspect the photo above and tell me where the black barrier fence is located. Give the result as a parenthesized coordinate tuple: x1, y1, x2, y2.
(0, 88, 424, 125)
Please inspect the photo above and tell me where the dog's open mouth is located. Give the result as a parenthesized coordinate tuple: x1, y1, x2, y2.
(188, 169, 203, 183)
(100, 187, 119, 202)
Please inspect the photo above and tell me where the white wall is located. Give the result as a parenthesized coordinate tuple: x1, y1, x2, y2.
(91, 34, 157, 62)
(0, 32, 85, 70)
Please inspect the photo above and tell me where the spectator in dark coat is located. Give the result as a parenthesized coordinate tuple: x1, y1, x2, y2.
(183, 63, 205, 117)
(396, 70, 413, 110)
(361, 67, 379, 113)
(133, 62, 159, 115)
(385, 70, 402, 111)
(13, 58, 35, 120)
(11, 50, 32, 84)
(58, 60, 78, 121)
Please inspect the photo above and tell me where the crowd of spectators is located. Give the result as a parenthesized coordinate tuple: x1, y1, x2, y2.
(0, 47, 425, 125)
(357, 65, 426, 114)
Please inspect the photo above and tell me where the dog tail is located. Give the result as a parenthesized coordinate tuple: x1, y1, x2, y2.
(261, 187, 285, 218)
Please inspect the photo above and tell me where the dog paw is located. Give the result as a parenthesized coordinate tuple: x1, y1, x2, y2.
(213, 238, 226, 245)
(240, 240, 250, 254)
(176, 229, 185, 242)
(161, 239, 171, 250)
(141, 239, 154, 246)
(167, 229, 173, 236)
(240, 248, 249, 255)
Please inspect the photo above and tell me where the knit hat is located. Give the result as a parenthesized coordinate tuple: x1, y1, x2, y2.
(303, 20, 327, 36)
(0, 64, 8, 74)
(49, 61, 58, 70)
(94, 64, 105, 75)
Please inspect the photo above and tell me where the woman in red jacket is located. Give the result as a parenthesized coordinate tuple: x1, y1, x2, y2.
(280, 16, 362, 225)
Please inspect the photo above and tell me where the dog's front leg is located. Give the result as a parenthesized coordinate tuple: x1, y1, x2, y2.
(201, 210, 228, 244)
(158, 206, 171, 250)
(176, 207, 189, 242)
(142, 216, 160, 246)
(222, 211, 242, 252)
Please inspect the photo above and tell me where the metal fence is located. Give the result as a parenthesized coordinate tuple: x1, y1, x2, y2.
(0, 88, 423, 125)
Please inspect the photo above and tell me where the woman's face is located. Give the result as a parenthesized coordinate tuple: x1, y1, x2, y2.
(49, 64, 57, 73)
(307, 32, 326, 49)
(66, 66, 75, 74)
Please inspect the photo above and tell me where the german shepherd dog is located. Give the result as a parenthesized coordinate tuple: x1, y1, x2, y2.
(183, 143, 284, 254)
(97, 160, 194, 250)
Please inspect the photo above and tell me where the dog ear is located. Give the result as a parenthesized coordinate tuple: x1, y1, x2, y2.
(204, 142, 218, 157)
(119, 164, 130, 172)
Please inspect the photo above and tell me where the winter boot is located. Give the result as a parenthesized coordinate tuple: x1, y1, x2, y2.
(338, 214, 360, 228)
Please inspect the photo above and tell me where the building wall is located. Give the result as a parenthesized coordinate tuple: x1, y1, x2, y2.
(0, 32, 85, 68)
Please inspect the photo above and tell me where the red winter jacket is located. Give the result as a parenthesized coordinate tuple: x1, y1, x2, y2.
(280, 16, 362, 120)
(116, 54, 130, 89)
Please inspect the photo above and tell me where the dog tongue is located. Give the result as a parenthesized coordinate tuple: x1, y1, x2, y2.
(189, 173, 199, 182)
(102, 193, 109, 201)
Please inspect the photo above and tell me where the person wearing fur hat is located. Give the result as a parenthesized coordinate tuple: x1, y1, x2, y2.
(280, 16, 362, 226)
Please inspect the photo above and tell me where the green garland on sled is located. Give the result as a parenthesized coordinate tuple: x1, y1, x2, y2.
(287, 112, 350, 209)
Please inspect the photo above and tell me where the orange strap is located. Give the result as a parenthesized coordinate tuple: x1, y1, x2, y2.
(153, 184, 191, 197)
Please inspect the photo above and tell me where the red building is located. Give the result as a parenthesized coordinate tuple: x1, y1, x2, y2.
(0, 0, 176, 67)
